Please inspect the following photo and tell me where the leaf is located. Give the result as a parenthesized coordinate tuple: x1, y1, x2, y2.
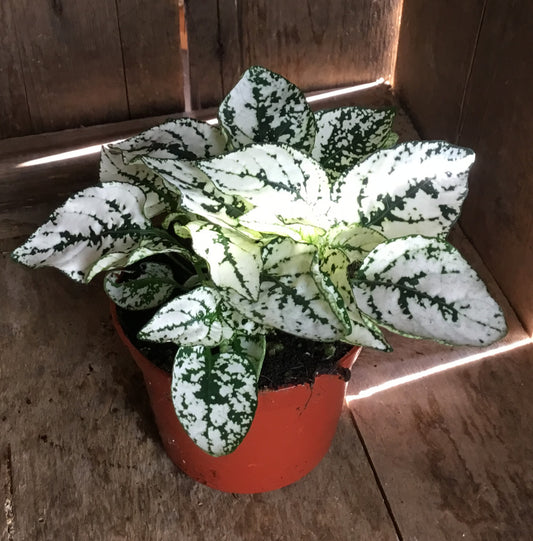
(327, 223, 386, 264)
(142, 157, 250, 227)
(219, 66, 316, 153)
(11, 183, 149, 283)
(221, 333, 266, 380)
(312, 247, 390, 350)
(198, 143, 331, 227)
(224, 238, 347, 341)
(351, 236, 507, 346)
(312, 107, 396, 178)
(172, 345, 258, 456)
(109, 118, 227, 164)
(100, 146, 178, 219)
(139, 286, 233, 346)
(329, 141, 475, 237)
(187, 221, 262, 300)
(104, 262, 178, 311)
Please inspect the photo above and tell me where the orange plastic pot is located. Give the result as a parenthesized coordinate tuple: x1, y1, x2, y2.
(111, 304, 361, 493)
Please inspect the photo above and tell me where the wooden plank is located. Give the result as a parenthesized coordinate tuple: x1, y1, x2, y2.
(457, 0, 533, 336)
(0, 1, 32, 139)
(394, 0, 485, 141)
(7, 0, 129, 135)
(116, 0, 185, 118)
(236, 0, 402, 93)
(0, 253, 399, 539)
(347, 227, 533, 539)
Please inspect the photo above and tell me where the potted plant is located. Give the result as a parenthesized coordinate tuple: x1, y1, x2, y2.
(12, 66, 507, 493)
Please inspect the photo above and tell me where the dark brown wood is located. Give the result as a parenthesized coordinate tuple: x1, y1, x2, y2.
(0, 1, 33, 139)
(457, 0, 533, 336)
(5, 1, 130, 136)
(394, 0, 486, 141)
(116, 0, 185, 118)
(348, 227, 533, 539)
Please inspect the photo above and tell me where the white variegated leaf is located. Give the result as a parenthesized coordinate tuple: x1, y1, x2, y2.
(312, 247, 390, 350)
(139, 286, 233, 346)
(142, 157, 250, 227)
(312, 107, 396, 178)
(221, 333, 267, 380)
(11, 183, 149, 283)
(352, 236, 507, 346)
(224, 238, 346, 340)
(172, 345, 258, 455)
(328, 223, 386, 264)
(109, 118, 227, 164)
(219, 65, 316, 153)
(100, 146, 177, 218)
(104, 262, 177, 310)
(188, 221, 262, 300)
(198, 143, 331, 227)
(329, 141, 475, 237)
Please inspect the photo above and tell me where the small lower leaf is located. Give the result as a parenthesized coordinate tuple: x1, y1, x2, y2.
(172, 346, 258, 456)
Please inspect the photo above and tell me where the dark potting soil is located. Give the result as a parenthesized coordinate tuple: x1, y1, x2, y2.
(116, 306, 352, 390)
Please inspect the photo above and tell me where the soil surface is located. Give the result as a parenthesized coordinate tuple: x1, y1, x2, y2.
(117, 306, 352, 390)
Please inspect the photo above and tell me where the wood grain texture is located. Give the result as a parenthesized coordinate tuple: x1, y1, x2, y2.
(116, 0, 185, 118)
(348, 227, 533, 540)
(4, 0, 129, 136)
(0, 254, 398, 540)
(0, 1, 32, 139)
(457, 0, 533, 335)
(394, 0, 485, 141)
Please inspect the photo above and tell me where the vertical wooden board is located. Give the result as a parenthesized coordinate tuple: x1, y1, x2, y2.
(185, 0, 225, 109)
(458, 0, 533, 335)
(10, 0, 129, 134)
(0, 1, 32, 139)
(116, 0, 185, 118)
(394, 0, 485, 141)
(237, 0, 402, 92)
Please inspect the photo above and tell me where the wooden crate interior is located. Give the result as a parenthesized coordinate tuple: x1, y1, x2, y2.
(1, 1, 532, 539)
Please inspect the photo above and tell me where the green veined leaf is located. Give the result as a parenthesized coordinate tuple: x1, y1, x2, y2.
(224, 238, 347, 341)
(351, 235, 507, 346)
(218, 65, 316, 153)
(327, 223, 386, 264)
(142, 157, 251, 227)
(11, 183, 149, 283)
(187, 221, 262, 300)
(221, 333, 267, 380)
(198, 143, 331, 227)
(139, 286, 233, 346)
(104, 262, 178, 311)
(172, 345, 258, 456)
(312, 247, 390, 350)
(312, 107, 396, 179)
(100, 146, 178, 219)
(329, 141, 475, 238)
(108, 118, 227, 164)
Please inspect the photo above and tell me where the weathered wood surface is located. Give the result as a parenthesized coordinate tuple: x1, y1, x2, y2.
(457, 0, 533, 337)
(0, 254, 398, 540)
(186, 0, 402, 108)
(348, 227, 533, 540)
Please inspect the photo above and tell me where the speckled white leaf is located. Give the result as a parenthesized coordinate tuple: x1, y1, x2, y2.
(198, 143, 331, 227)
(219, 65, 316, 152)
(172, 345, 258, 456)
(188, 221, 262, 300)
(330, 141, 475, 237)
(142, 157, 250, 227)
(139, 286, 232, 346)
(352, 236, 507, 346)
(327, 223, 386, 264)
(224, 238, 346, 341)
(12, 183, 149, 283)
(104, 262, 177, 311)
(221, 333, 266, 380)
(312, 107, 396, 178)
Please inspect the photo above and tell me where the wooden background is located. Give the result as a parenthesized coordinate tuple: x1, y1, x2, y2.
(394, 0, 533, 336)
(0, 0, 531, 332)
